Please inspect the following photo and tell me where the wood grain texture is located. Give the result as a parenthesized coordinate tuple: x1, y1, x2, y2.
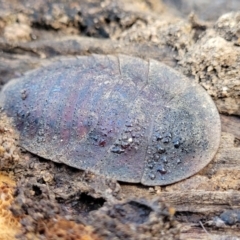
(221, 114, 240, 140)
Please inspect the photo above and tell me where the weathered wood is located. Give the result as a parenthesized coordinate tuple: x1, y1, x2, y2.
(180, 224, 240, 240)
(0, 37, 176, 86)
(0, 37, 176, 67)
(221, 114, 240, 140)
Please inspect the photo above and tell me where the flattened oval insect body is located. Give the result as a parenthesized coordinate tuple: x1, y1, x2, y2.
(0, 55, 221, 186)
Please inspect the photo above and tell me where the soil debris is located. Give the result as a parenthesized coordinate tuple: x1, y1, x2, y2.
(88, 199, 180, 240)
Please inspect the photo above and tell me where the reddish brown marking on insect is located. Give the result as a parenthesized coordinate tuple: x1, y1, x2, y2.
(0, 55, 221, 186)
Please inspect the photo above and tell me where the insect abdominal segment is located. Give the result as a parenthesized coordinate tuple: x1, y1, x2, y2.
(0, 55, 221, 186)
